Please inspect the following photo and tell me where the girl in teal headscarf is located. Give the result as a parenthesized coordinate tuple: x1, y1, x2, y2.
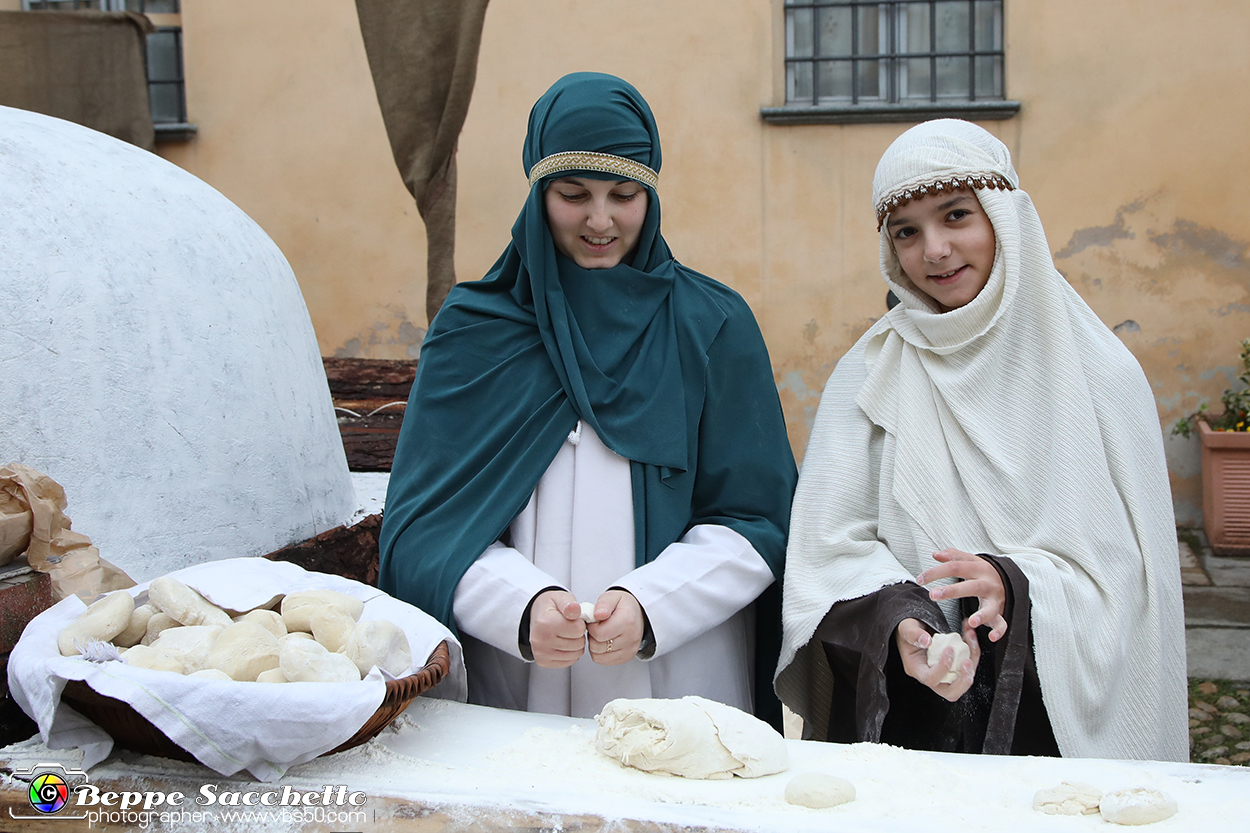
(379, 73, 796, 726)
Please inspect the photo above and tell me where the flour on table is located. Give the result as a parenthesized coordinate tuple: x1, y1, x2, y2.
(784, 772, 855, 808)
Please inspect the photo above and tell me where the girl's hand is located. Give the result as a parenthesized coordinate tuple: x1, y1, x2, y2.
(895, 617, 979, 701)
(528, 590, 586, 668)
(917, 548, 1009, 641)
(587, 589, 645, 666)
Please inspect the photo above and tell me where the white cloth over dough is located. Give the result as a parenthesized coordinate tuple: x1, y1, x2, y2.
(595, 695, 788, 780)
(454, 424, 774, 719)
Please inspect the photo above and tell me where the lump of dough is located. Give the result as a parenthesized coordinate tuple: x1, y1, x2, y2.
(279, 631, 314, 645)
(204, 621, 280, 682)
(1033, 782, 1102, 815)
(189, 668, 233, 681)
(280, 589, 363, 633)
(233, 608, 287, 640)
(149, 624, 222, 674)
(580, 602, 598, 623)
(926, 632, 970, 684)
(122, 644, 184, 674)
(595, 696, 788, 779)
(1099, 788, 1177, 826)
(113, 603, 157, 648)
(785, 773, 855, 808)
(58, 591, 135, 656)
(310, 607, 357, 653)
(148, 576, 232, 628)
(279, 638, 361, 683)
(345, 619, 412, 677)
(140, 612, 181, 645)
(256, 667, 287, 683)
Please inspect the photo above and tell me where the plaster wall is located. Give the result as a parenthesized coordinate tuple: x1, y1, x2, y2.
(152, 0, 1250, 525)
(0, 106, 355, 581)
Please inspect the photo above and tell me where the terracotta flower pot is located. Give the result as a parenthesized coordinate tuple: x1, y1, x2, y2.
(1198, 419, 1250, 556)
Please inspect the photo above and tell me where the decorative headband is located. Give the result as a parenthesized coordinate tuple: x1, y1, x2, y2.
(527, 151, 659, 190)
(875, 172, 1014, 230)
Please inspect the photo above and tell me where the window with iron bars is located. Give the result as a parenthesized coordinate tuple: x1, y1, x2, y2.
(763, 0, 1019, 124)
(23, 0, 192, 137)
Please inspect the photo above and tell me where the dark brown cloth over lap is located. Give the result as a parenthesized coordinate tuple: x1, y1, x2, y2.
(354, 0, 491, 325)
(815, 554, 1058, 756)
(0, 11, 154, 150)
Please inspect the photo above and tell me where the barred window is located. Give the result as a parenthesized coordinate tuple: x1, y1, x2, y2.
(765, 1, 1018, 124)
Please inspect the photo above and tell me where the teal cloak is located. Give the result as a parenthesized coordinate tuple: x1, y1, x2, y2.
(378, 73, 796, 726)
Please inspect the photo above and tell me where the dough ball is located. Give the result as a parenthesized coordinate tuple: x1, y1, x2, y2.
(140, 612, 181, 645)
(233, 608, 287, 640)
(189, 668, 233, 681)
(205, 621, 280, 682)
(310, 607, 357, 653)
(122, 644, 184, 674)
(784, 772, 856, 808)
(279, 631, 314, 645)
(113, 603, 157, 648)
(345, 619, 412, 677)
(148, 576, 232, 628)
(1033, 781, 1102, 815)
(595, 696, 788, 779)
(279, 638, 361, 683)
(149, 625, 222, 674)
(580, 601, 598, 624)
(926, 632, 970, 684)
(255, 667, 287, 683)
(280, 589, 363, 633)
(1099, 788, 1177, 826)
(58, 591, 135, 656)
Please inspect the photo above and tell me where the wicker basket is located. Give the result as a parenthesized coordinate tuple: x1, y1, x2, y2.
(60, 641, 450, 762)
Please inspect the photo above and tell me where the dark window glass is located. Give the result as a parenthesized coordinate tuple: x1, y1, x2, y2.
(784, 0, 1005, 105)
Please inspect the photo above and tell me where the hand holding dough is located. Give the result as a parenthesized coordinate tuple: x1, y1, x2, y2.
(926, 632, 971, 684)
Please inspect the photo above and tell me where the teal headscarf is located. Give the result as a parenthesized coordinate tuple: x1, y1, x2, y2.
(379, 73, 796, 723)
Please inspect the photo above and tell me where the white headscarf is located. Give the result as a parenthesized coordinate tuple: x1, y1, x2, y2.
(778, 120, 1188, 761)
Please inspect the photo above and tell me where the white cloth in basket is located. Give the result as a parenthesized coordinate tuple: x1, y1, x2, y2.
(6, 557, 466, 781)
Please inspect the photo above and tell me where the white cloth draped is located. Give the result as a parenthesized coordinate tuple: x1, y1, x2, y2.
(778, 120, 1188, 761)
(454, 423, 774, 719)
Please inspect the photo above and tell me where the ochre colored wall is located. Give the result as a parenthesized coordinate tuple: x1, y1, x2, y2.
(156, 0, 1249, 525)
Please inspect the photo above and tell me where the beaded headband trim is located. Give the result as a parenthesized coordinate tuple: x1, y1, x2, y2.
(875, 172, 1014, 230)
(527, 151, 659, 189)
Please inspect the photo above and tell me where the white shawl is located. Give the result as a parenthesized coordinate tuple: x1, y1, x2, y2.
(777, 120, 1188, 761)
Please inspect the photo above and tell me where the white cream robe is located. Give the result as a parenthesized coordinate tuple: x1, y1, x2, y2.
(777, 120, 1188, 762)
(454, 422, 774, 718)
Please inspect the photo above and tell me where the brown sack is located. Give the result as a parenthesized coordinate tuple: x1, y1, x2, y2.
(0, 463, 135, 602)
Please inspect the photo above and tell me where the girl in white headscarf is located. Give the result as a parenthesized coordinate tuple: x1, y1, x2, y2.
(775, 119, 1187, 760)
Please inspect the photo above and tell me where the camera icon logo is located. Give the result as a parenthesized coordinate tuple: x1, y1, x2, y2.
(9, 762, 89, 820)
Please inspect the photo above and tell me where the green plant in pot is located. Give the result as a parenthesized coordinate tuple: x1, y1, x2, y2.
(1173, 339, 1250, 438)
(1174, 339, 1250, 556)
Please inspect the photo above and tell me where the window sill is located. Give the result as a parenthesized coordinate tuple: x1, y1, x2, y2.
(760, 100, 1021, 126)
(154, 122, 198, 142)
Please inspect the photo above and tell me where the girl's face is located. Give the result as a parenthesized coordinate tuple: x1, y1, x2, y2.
(544, 176, 648, 269)
(886, 188, 996, 312)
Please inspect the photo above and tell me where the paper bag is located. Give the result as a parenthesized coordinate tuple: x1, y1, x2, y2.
(0, 463, 134, 601)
